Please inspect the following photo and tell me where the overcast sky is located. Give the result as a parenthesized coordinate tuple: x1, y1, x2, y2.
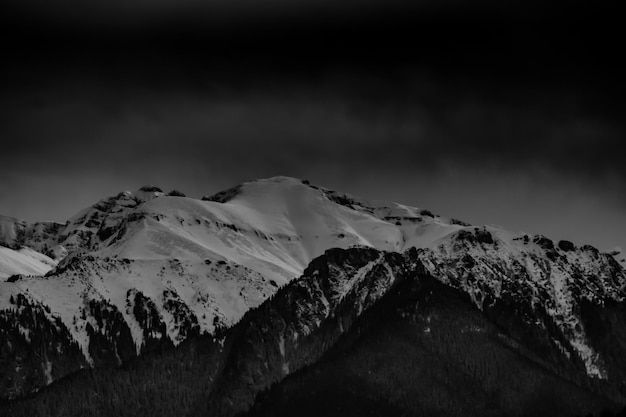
(0, 0, 624, 254)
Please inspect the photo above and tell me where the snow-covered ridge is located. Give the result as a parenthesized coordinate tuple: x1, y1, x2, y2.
(49, 177, 468, 282)
(417, 226, 626, 378)
(1, 177, 465, 354)
(1, 176, 625, 398)
(1, 177, 474, 284)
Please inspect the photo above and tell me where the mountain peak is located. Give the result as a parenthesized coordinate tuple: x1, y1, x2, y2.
(130, 185, 165, 202)
(202, 176, 311, 204)
(251, 175, 307, 184)
(2, 176, 626, 412)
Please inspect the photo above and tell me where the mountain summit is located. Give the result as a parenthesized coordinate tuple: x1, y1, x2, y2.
(1, 177, 625, 416)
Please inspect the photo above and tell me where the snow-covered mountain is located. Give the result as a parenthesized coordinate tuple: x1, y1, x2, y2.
(220, 246, 626, 417)
(0, 215, 65, 259)
(0, 177, 476, 358)
(0, 215, 64, 279)
(1, 176, 625, 411)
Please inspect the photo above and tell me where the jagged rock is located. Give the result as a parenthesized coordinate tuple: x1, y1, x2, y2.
(167, 189, 186, 197)
(6, 274, 21, 283)
(139, 186, 163, 193)
(559, 240, 576, 252)
(534, 235, 555, 251)
(450, 218, 471, 226)
(203, 185, 242, 203)
(474, 227, 494, 244)
(420, 209, 435, 217)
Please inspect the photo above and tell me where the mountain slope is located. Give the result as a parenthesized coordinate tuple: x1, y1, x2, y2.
(0, 215, 65, 257)
(204, 246, 625, 417)
(0, 176, 468, 395)
(2, 246, 623, 417)
(0, 176, 625, 405)
(0, 246, 57, 280)
(243, 260, 618, 417)
(419, 228, 626, 380)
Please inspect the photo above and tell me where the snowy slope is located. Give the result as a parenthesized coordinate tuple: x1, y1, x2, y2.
(47, 177, 461, 285)
(0, 177, 454, 358)
(0, 246, 57, 279)
(2, 176, 623, 349)
(103, 178, 409, 284)
(0, 177, 466, 285)
(0, 255, 273, 360)
(1, 176, 624, 399)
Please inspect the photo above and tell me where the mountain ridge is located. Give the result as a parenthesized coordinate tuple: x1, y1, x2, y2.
(3, 246, 624, 417)
(1, 176, 625, 415)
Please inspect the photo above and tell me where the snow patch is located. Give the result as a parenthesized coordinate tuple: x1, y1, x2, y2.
(0, 246, 57, 279)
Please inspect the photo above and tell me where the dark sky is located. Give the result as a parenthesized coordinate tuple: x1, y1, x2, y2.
(1, 0, 624, 254)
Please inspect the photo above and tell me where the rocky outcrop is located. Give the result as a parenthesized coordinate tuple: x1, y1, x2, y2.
(420, 233, 626, 382)
(0, 216, 65, 258)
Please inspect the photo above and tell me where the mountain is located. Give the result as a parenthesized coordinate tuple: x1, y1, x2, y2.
(3, 246, 625, 417)
(0, 215, 65, 279)
(0, 215, 65, 256)
(236, 247, 626, 417)
(1, 176, 625, 416)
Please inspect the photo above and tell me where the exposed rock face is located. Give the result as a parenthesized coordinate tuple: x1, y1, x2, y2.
(0, 216, 65, 258)
(202, 184, 242, 202)
(58, 188, 164, 253)
(207, 247, 407, 416)
(420, 232, 626, 382)
(166, 190, 186, 197)
(559, 240, 576, 252)
(242, 262, 621, 417)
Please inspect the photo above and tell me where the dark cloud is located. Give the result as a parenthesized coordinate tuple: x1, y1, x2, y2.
(0, 0, 624, 253)
(2, 70, 623, 184)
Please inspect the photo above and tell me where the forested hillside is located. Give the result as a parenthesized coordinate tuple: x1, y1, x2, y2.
(3, 247, 625, 417)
